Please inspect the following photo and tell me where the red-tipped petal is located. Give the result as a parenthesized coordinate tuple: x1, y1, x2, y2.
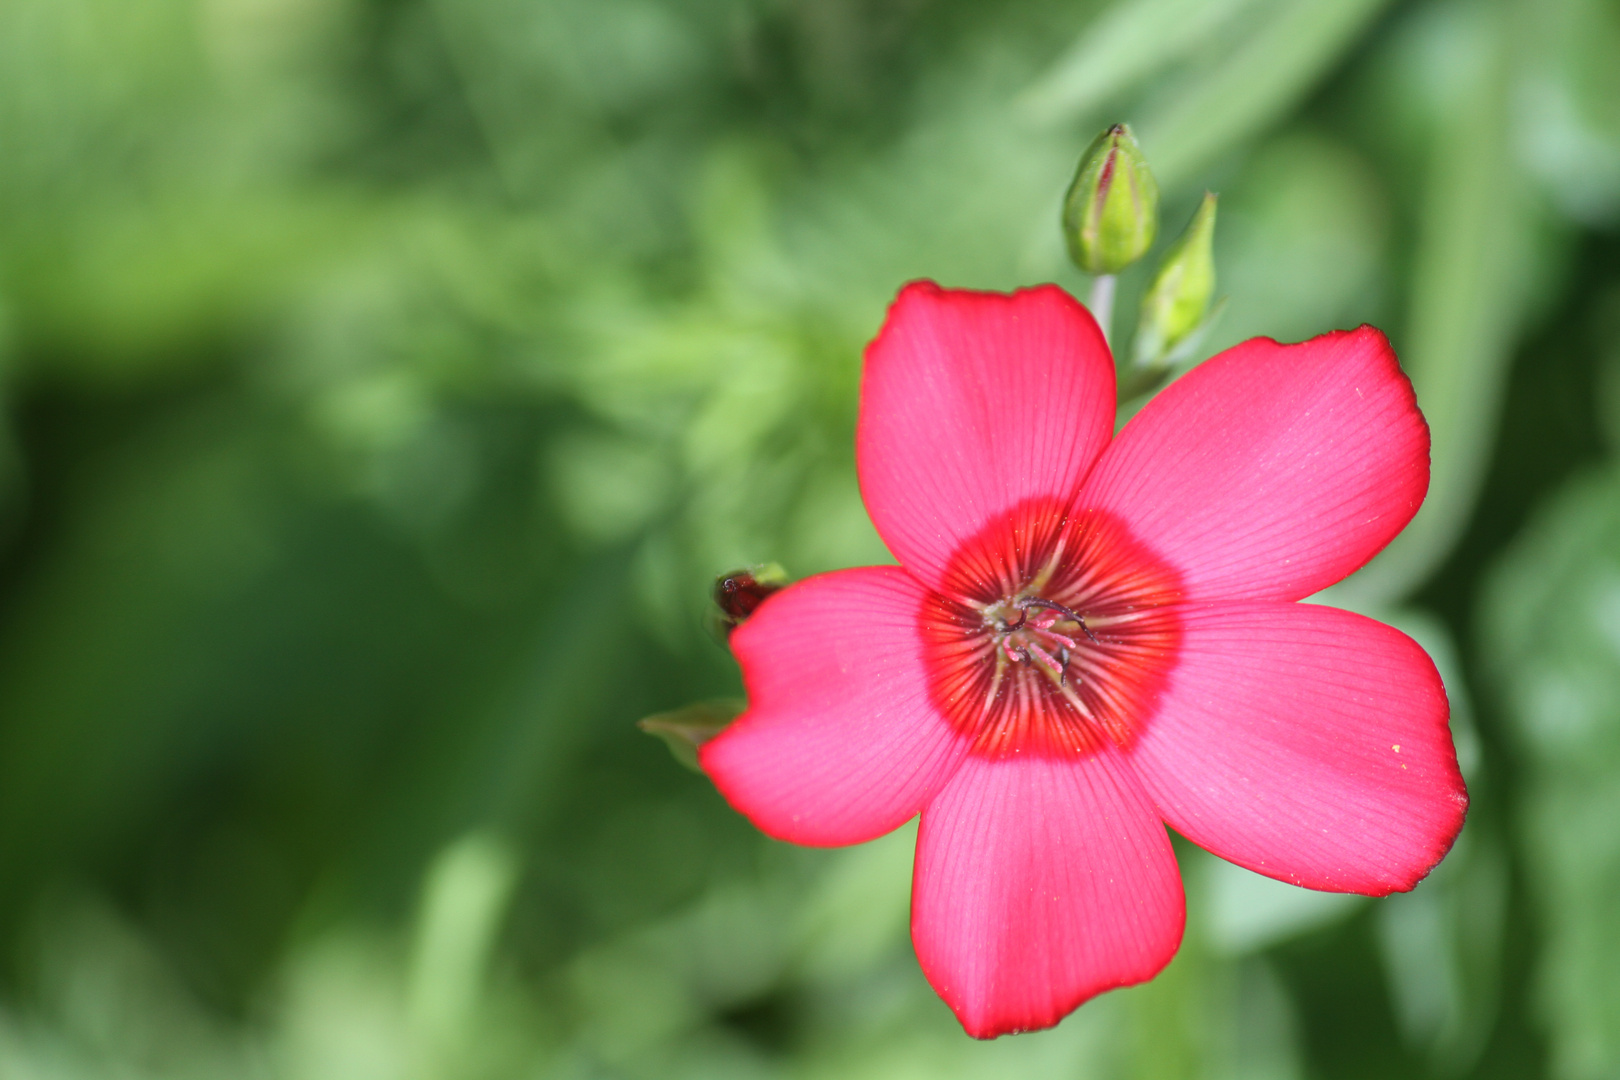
(1079, 327, 1428, 601)
(911, 749, 1184, 1038)
(1127, 602, 1467, 894)
(701, 567, 969, 847)
(858, 282, 1116, 595)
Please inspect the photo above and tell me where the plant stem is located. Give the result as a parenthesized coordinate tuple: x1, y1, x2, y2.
(1087, 274, 1116, 346)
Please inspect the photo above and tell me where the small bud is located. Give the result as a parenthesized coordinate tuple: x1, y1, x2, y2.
(709, 563, 789, 639)
(1062, 124, 1160, 275)
(1134, 191, 1218, 367)
(638, 699, 745, 771)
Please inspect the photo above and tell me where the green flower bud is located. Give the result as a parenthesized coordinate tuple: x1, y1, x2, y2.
(1134, 191, 1218, 366)
(1062, 124, 1160, 275)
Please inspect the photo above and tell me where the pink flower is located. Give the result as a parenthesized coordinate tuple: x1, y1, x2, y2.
(699, 282, 1469, 1038)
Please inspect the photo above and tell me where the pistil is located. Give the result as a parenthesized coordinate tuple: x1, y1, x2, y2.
(985, 594, 1097, 689)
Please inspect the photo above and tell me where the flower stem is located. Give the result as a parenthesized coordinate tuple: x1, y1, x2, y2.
(1087, 274, 1116, 346)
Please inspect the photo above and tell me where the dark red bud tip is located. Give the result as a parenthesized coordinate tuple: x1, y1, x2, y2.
(711, 563, 790, 637)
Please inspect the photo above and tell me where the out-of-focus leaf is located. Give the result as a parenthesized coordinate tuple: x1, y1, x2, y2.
(1, 895, 266, 1079)
(1344, 0, 1542, 606)
(7, 194, 375, 376)
(1196, 851, 1364, 957)
(1517, 0, 1620, 224)
(1203, 131, 1389, 351)
(550, 429, 678, 544)
(1137, 0, 1395, 188)
(1369, 613, 1497, 1070)
(0, 404, 282, 889)
(1114, 906, 1305, 1080)
(407, 832, 521, 1055)
(1600, 285, 1620, 453)
(0, 304, 19, 545)
(1376, 826, 1508, 1074)
(1482, 463, 1620, 1079)
(1020, 0, 1263, 123)
(0, 0, 368, 377)
(793, 821, 914, 985)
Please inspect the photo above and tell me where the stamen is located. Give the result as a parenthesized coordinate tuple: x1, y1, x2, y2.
(1017, 597, 1100, 643)
(1024, 641, 1067, 686)
(1036, 629, 1079, 651)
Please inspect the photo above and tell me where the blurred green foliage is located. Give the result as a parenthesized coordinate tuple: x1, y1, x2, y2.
(0, 0, 1618, 1076)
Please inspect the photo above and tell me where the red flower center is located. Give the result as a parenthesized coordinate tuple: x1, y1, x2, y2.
(921, 497, 1183, 759)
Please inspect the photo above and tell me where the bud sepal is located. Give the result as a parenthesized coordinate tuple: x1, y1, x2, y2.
(1133, 191, 1219, 368)
(1062, 124, 1160, 276)
(639, 699, 745, 771)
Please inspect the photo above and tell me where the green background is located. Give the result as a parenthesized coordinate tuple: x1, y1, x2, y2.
(0, 0, 1617, 1076)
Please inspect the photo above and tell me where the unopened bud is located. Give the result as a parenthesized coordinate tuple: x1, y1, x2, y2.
(1134, 191, 1218, 366)
(709, 563, 789, 639)
(1062, 124, 1159, 275)
(638, 700, 744, 771)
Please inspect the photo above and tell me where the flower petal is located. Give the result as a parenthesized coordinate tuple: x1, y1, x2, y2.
(1126, 602, 1468, 894)
(857, 282, 1116, 593)
(1080, 327, 1428, 601)
(911, 749, 1184, 1038)
(700, 567, 969, 846)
